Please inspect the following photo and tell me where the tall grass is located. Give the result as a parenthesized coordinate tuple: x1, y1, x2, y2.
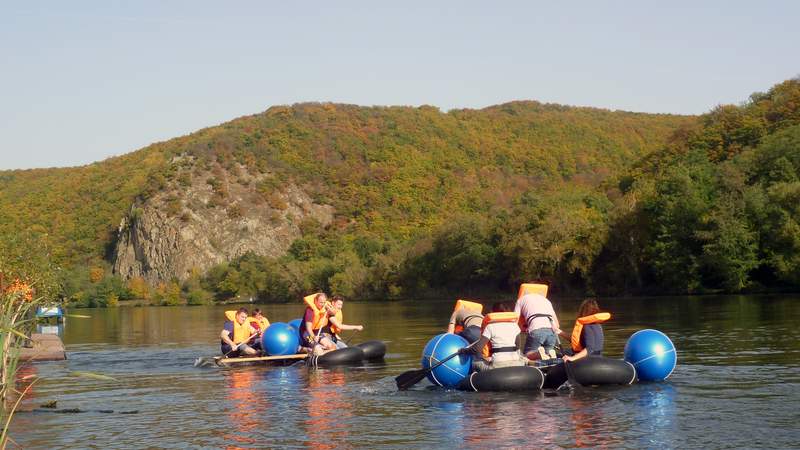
(0, 285, 42, 449)
(0, 230, 57, 449)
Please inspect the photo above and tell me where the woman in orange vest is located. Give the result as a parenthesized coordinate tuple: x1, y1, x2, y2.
(466, 302, 530, 371)
(561, 298, 609, 362)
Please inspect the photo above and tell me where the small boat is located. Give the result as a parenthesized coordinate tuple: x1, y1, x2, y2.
(36, 305, 64, 322)
(195, 341, 388, 369)
(195, 353, 308, 368)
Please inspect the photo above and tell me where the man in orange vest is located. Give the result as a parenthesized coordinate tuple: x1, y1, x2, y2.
(220, 308, 259, 357)
(324, 295, 364, 349)
(301, 293, 337, 355)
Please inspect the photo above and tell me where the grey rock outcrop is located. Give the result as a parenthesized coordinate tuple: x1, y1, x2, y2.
(112, 163, 333, 283)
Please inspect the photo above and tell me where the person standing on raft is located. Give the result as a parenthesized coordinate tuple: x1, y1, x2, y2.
(447, 299, 484, 344)
(220, 308, 260, 357)
(324, 295, 364, 349)
(561, 298, 609, 362)
(515, 290, 561, 360)
(466, 302, 530, 371)
(301, 293, 337, 355)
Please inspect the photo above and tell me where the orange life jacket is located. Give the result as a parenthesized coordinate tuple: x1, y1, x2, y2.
(516, 283, 551, 332)
(248, 316, 270, 332)
(452, 299, 483, 333)
(517, 283, 548, 300)
(303, 293, 328, 332)
(329, 309, 343, 336)
(225, 310, 254, 345)
(571, 312, 611, 352)
(479, 312, 520, 358)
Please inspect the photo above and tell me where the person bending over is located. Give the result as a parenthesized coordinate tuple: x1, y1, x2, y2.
(515, 291, 561, 360)
(447, 300, 484, 344)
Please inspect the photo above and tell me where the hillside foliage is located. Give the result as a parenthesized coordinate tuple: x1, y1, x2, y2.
(7, 78, 800, 303)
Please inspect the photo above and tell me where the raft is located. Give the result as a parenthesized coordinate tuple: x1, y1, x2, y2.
(353, 340, 387, 360)
(308, 346, 365, 367)
(307, 340, 388, 368)
(198, 353, 308, 367)
(458, 366, 545, 392)
(541, 356, 636, 389)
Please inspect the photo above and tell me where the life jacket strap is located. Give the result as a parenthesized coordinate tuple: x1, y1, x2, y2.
(463, 314, 483, 323)
(527, 313, 554, 327)
(492, 346, 518, 353)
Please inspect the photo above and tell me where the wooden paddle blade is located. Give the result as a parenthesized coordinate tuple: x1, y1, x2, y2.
(395, 368, 429, 390)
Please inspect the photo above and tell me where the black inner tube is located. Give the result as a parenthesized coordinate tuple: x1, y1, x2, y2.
(309, 346, 365, 368)
(353, 340, 386, 360)
(458, 366, 544, 392)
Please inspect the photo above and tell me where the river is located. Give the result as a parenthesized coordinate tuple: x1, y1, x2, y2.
(10, 295, 800, 449)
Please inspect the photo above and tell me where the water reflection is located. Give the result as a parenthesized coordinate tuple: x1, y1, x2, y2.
(632, 383, 677, 448)
(305, 370, 352, 449)
(222, 368, 268, 449)
(10, 295, 800, 449)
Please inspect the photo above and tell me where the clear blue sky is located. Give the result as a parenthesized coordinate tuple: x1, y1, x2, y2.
(1, 1, 798, 170)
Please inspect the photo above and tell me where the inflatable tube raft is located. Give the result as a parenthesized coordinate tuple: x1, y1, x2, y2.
(354, 340, 386, 360)
(458, 366, 544, 392)
(542, 356, 636, 388)
(308, 346, 365, 368)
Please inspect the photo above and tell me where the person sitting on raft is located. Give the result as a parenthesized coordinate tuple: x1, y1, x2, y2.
(466, 302, 530, 372)
(561, 298, 609, 362)
(300, 293, 338, 355)
(247, 308, 271, 351)
(447, 299, 484, 344)
(220, 307, 260, 357)
(515, 290, 561, 360)
(324, 295, 364, 349)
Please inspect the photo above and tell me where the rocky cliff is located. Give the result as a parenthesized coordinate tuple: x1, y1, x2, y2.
(112, 158, 333, 283)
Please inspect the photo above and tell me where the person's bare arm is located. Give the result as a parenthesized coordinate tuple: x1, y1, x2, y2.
(330, 315, 363, 331)
(447, 310, 458, 333)
(220, 329, 236, 348)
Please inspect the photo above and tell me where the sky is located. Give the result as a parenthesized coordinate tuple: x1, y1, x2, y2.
(1, 1, 798, 170)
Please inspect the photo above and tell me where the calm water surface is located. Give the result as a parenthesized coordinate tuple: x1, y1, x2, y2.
(11, 295, 800, 449)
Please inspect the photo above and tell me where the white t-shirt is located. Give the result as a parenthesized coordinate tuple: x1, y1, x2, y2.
(482, 322, 521, 362)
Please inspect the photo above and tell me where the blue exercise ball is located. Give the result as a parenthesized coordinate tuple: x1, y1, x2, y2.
(288, 318, 303, 331)
(421, 333, 472, 388)
(262, 322, 300, 356)
(624, 329, 677, 381)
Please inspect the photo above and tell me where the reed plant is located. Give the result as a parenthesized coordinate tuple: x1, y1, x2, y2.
(0, 281, 41, 449)
(0, 231, 57, 449)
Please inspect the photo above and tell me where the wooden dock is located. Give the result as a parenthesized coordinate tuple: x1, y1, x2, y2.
(20, 333, 66, 361)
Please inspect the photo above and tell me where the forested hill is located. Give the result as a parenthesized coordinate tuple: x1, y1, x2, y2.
(0, 101, 687, 272)
(594, 78, 800, 295)
(10, 77, 799, 304)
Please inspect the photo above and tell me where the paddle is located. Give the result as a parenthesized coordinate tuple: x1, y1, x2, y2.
(563, 359, 579, 386)
(215, 353, 308, 366)
(395, 340, 478, 390)
(194, 331, 261, 367)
